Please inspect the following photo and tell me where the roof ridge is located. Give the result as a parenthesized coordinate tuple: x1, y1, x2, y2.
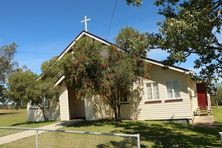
(38, 30, 192, 81)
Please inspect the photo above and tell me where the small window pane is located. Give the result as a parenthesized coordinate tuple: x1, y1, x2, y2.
(167, 89, 173, 98)
(153, 83, 159, 99)
(173, 81, 180, 97)
(166, 81, 173, 98)
(166, 81, 180, 98)
(121, 96, 128, 103)
(147, 83, 152, 99)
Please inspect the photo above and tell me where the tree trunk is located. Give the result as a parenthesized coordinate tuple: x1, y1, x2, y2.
(15, 101, 21, 110)
(113, 106, 118, 121)
(113, 105, 121, 122)
(116, 90, 121, 121)
(40, 107, 48, 121)
(117, 104, 121, 121)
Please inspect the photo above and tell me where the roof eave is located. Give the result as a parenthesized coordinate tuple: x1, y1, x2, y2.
(52, 31, 192, 85)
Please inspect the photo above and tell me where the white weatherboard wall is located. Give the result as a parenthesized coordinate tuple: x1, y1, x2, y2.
(188, 79, 198, 114)
(121, 64, 193, 121)
(27, 100, 60, 122)
(56, 64, 194, 121)
(84, 96, 114, 120)
(27, 103, 44, 122)
(59, 87, 70, 120)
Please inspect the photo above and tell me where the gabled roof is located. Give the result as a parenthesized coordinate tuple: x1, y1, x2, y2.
(47, 30, 193, 86)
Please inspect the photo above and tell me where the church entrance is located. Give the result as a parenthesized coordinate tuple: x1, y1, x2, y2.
(68, 89, 86, 119)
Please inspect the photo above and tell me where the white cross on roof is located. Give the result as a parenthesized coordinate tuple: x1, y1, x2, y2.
(81, 16, 91, 32)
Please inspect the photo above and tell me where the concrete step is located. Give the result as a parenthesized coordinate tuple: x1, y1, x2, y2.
(193, 115, 215, 124)
(196, 109, 212, 116)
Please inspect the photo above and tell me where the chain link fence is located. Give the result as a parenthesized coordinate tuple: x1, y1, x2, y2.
(0, 127, 140, 148)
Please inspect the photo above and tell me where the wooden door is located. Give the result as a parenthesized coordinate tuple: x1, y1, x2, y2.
(196, 83, 208, 109)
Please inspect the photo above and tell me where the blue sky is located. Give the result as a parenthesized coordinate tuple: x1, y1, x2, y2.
(0, 0, 195, 74)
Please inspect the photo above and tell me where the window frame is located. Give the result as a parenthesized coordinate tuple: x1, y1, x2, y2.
(121, 96, 129, 104)
(166, 80, 180, 99)
(146, 82, 160, 100)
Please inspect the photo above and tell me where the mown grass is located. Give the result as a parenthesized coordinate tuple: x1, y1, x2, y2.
(0, 109, 55, 137)
(2, 119, 222, 148)
(1, 107, 222, 147)
(62, 120, 222, 147)
(213, 106, 222, 123)
(0, 131, 131, 148)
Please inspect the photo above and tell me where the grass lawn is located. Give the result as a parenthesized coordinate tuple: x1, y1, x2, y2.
(61, 121, 222, 147)
(0, 109, 55, 137)
(1, 107, 222, 147)
(213, 106, 222, 123)
(61, 107, 222, 147)
(2, 120, 222, 148)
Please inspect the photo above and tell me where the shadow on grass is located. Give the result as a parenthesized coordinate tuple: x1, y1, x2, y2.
(65, 120, 222, 147)
(97, 138, 137, 148)
(11, 121, 53, 127)
(0, 112, 17, 115)
(63, 119, 117, 127)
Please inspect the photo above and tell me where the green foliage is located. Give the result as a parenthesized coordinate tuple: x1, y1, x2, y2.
(60, 35, 148, 121)
(8, 59, 60, 120)
(26, 78, 59, 121)
(101, 46, 147, 121)
(126, 0, 222, 85)
(126, 0, 142, 6)
(0, 43, 17, 85)
(156, 0, 222, 84)
(30, 57, 61, 121)
(60, 37, 105, 100)
(7, 68, 37, 108)
(40, 56, 63, 82)
(0, 43, 17, 106)
(0, 85, 9, 108)
(115, 27, 149, 58)
(214, 85, 222, 105)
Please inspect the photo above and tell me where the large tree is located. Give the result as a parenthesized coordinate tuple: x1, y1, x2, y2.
(61, 37, 106, 102)
(126, 0, 222, 85)
(0, 85, 9, 108)
(0, 43, 17, 85)
(26, 79, 59, 121)
(28, 57, 60, 121)
(115, 27, 149, 57)
(100, 46, 148, 121)
(8, 58, 60, 120)
(40, 56, 62, 82)
(8, 68, 37, 108)
(60, 36, 148, 121)
(0, 43, 17, 105)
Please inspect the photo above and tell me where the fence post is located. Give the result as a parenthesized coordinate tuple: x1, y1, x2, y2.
(137, 134, 140, 148)
(36, 129, 39, 148)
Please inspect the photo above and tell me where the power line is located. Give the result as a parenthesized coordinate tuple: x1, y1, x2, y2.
(106, 0, 118, 40)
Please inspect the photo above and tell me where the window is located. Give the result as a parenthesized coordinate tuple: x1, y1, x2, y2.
(146, 83, 159, 100)
(121, 96, 128, 103)
(121, 90, 129, 103)
(166, 81, 180, 98)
